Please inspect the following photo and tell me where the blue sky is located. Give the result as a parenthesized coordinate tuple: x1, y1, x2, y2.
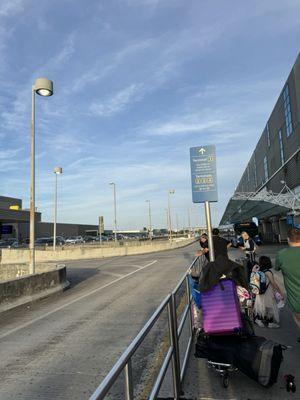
(0, 0, 299, 230)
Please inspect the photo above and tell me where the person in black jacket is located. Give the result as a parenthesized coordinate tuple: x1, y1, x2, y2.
(196, 229, 231, 260)
(239, 231, 257, 281)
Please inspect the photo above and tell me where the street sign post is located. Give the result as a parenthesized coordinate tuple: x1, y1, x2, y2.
(190, 145, 218, 261)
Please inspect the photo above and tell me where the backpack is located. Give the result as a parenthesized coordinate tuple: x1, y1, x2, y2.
(250, 269, 271, 295)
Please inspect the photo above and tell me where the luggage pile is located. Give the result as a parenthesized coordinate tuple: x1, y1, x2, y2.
(192, 255, 286, 389)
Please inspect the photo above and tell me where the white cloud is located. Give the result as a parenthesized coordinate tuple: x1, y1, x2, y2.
(89, 83, 143, 117)
(145, 118, 225, 136)
(0, 0, 26, 17)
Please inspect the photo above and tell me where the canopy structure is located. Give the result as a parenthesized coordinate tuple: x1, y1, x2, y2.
(220, 185, 300, 225)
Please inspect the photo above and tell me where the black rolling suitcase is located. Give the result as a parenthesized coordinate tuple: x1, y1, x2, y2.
(234, 336, 283, 387)
(195, 335, 284, 387)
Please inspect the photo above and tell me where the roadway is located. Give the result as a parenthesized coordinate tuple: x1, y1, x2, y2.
(0, 243, 196, 400)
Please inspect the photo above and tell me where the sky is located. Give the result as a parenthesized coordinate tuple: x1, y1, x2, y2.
(0, 0, 300, 230)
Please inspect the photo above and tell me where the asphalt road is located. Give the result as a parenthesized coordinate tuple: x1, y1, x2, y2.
(0, 243, 196, 400)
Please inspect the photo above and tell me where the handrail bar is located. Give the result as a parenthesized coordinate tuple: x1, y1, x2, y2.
(172, 258, 196, 295)
(148, 347, 173, 400)
(177, 303, 190, 338)
(90, 293, 171, 400)
(180, 336, 192, 382)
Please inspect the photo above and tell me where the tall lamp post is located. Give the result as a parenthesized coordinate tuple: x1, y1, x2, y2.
(109, 182, 117, 242)
(188, 207, 191, 237)
(53, 167, 62, 251)
(30, 78, 53, 274)
(146, 200, 152, 239)
(168, 189, 175, 241)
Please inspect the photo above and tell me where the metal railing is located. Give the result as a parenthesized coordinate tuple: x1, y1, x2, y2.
(90, 257, 201, 400)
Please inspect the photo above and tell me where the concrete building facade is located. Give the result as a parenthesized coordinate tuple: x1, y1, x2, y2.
(221, 53, 300, 242)
(0, 195, 98, 241)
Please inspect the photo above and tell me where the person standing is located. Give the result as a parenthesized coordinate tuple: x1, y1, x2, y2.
(275, 227, 300, 333)
(195, 233, 209, 260)
(253, 256, 285, 328)
(211, 228, 232, 259)
(239, 231, 257, 280)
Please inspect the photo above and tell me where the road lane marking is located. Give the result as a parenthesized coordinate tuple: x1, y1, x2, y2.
(0, 260, 157, 340)
(98, 271, 124, 278)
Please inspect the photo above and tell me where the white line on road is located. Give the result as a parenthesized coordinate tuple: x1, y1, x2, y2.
(99, 271, 124, 278)
(0, 260, 158, 340)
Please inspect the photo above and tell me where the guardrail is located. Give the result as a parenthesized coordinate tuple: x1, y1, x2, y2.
(90, 256, 201, 400)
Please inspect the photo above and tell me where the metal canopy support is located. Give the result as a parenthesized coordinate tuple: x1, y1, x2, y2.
(233, 186, 300, 211)
(220, 186, 300, 225)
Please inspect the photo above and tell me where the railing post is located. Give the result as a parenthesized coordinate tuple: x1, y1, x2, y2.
(168, 295, 181, 399)
(124, 359, 134, 400)
(185, 275, 193, 337)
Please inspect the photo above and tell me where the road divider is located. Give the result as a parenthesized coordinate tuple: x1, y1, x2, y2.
(0, 238, 195, 265)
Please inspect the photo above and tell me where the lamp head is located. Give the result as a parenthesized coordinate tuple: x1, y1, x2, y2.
(54, 167, 62, 174)
(34, 78, 53, 97)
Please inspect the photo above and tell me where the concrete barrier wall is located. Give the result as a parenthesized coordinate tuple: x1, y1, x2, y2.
(0, 262, 60, 281)
(0, 238, 195, 265)
(0, 265, 69, 312)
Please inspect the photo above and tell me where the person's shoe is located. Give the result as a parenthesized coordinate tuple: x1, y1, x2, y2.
(255, 319, 265, 328)
(268, 322, 280, 328)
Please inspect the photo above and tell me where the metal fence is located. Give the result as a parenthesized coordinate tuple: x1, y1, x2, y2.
(90, 257, 201, 400)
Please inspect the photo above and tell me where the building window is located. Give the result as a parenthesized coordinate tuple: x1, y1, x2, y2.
(278, 129, 284, 165)
(263, 155, 268, 182)
(266, 122, 271, 147)
(283, 84, 293, 137)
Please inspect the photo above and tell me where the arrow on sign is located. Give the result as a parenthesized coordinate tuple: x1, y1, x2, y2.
(199, 148, 206, 154)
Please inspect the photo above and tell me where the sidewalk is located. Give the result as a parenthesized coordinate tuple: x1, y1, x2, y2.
(181, 244, 300, 400)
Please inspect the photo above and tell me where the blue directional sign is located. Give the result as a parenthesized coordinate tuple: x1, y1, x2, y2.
(190, 145, 218, 203)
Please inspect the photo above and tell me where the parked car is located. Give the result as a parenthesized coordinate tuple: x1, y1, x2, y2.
(83, 235, 97, 243)
(65, 236, 84, 244)
(253, 234, 263, 246)
(35, 237, 53, 246)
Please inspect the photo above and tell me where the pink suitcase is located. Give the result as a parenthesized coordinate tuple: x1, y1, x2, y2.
(202, 279, 242, 335)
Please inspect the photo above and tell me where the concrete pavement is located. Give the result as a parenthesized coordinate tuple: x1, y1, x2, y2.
(182, 245, 300, 400)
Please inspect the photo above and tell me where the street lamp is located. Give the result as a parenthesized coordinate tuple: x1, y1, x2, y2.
(109, 182, 117, 242)
(188, 208, 192, 237)
(53, 167, 62, 251)
(168, 189, 175, 241)
(146, 200, 152, 239)
(30, 78, 53, 274)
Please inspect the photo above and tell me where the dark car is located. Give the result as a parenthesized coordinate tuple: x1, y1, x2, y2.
(0, 238, 19, 248)
(35, 237, 53, 246)
(253, 235, 263, 246)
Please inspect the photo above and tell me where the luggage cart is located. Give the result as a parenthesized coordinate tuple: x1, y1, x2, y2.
(205, 304, 253, 389)
(206, 360, 238, 388)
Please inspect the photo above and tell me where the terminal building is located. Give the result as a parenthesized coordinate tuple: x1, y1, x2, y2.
(220, 53, 300, 242)
(0, 195, 99, 241)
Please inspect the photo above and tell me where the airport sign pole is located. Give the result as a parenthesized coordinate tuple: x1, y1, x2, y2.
(190, 145, 218, 262)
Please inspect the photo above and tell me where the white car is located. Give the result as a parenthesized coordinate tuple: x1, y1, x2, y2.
(65, 236, 84, 244)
